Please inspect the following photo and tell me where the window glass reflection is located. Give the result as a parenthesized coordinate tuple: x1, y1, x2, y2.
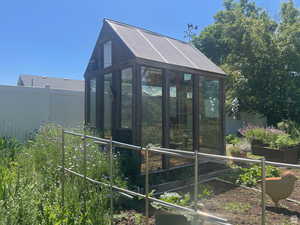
(104, 73, 112, 138)
(89, 78, 96, 126)
(121, 68, 133, 128)
(199, 78, 220, 150)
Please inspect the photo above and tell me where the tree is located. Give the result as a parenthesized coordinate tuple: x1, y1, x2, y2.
(193, 0, 300, 125)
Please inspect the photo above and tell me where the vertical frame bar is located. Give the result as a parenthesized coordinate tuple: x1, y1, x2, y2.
(193, 75, 200, 153)
(261, 158, 266, 225)
(61, 128, 65, 209)
(162, 69, 170, 169)
(134, 64, 142, 173)
(220, 79, 226, 155)
(145, 146, 150, 225)
(109, 137, 114, 225)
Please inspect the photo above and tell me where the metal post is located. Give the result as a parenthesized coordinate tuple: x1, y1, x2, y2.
(145, 146, 150, 225)
(61, 128, 65, 209)
(193, 149, 199, 225)
(109, 137, 114, 225)
(261, 157, 266, 225)
(82, 127, 87, 221)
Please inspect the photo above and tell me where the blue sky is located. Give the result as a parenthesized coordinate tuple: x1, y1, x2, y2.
(0, 0, 299, 85)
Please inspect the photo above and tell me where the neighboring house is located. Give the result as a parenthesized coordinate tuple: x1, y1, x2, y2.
(0, 75, 85, 141)
(18, 74, 84, 92)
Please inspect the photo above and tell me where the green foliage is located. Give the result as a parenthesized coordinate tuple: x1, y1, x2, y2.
(236, 165, 280, 187)
(224, 202, 251, 213)
(242, 126, 300, 149)
(225, 134, 240, 145)
(151, 185, 213, 211)
(193, 0, 300, 125)
(0, 137, 21, 161)
(198, 184, 213, 199)
(0, 124, 126, 225)
(273, 134, 298, 149)
(277, 120, 300, 139)
(228, 145, 245, 157)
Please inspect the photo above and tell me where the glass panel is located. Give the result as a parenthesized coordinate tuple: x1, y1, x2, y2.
(89, 78, 96, 126)
(169, 73, 193, 150)
(141, 67, 163, 146)
(104, 73, 112, 138)
(103, 41, 112, 68)
(199, 77, 220, 152)
(141, 66, 163, 171)
(121, 68, 133, 128)
(169, 73, 193, 167)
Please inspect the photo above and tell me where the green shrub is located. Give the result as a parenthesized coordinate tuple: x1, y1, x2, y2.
(236, 165, 280, 187)
(0, 124, 126, 225)
(225, 134, 240, 145)
(240, 125, 299, 149)
(277, 120, 300, 139)
(0, 137, 21, 161)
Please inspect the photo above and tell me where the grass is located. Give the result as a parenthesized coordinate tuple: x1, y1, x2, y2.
(223, 202, 251, 213)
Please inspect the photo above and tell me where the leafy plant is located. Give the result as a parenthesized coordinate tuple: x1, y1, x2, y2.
(236, 165, 280, 187)
(240, 125, 299, 149)
(198, 184, 213, 199)
(0, 124, 127, 225)
(277, 120, 300, 139)
(228, 145, 246, 158)
(225, 134, 240, 145)
(224, 202, 251, 213)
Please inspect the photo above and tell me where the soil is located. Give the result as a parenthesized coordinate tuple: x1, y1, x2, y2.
(117, 167, 300, 225)
(199, 170, 300, 225)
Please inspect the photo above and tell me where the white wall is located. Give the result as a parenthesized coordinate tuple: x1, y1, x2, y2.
(0, 85, 84, 141)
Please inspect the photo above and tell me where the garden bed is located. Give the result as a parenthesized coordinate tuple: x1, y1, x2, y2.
(251, 142, 300, 164)
(197, 173, 300, 225)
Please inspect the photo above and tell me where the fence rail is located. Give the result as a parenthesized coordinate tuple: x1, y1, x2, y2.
(59, 129, 300, 225)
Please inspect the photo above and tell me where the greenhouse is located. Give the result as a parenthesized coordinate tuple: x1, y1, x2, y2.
(84, 18, 227, 171)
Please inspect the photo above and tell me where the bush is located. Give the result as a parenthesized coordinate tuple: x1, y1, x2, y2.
(277, 120, 300, 139)
(236, 165, 280, 187)
(0, 124, 127, 225)
(240, 125, 299, 149)
(228, 146, 246, 158)
(0, 137, 21, 161)
(225, 134, 240, 145)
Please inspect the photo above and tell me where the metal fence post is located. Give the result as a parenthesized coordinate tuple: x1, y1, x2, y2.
(261, 157, 266, 225)
(193, 150, 199, 225)
(145, 146, 150, 225)
(109, 137, 114, 225)
(82, 127, 87, 221)
(61, 128, 65, 210)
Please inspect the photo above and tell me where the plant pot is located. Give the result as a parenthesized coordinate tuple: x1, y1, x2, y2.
(155, 211, 191, 225)
(251, 143, 299, 164)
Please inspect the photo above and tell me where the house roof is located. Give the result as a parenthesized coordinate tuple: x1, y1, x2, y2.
(105, 19, 226, 76)
(18, 75, 84, 92)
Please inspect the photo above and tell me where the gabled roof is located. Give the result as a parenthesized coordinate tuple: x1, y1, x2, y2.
(18, 75, 84, 92)
(105, 19, 225, 75)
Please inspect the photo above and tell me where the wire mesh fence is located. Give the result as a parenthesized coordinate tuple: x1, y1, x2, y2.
(58, 128, 300, 225)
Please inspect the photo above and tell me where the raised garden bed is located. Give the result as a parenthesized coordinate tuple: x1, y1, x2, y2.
(251, 141, 300, 164)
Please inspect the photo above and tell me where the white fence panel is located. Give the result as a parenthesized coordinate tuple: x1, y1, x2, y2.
(0, 85, 84, 141)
